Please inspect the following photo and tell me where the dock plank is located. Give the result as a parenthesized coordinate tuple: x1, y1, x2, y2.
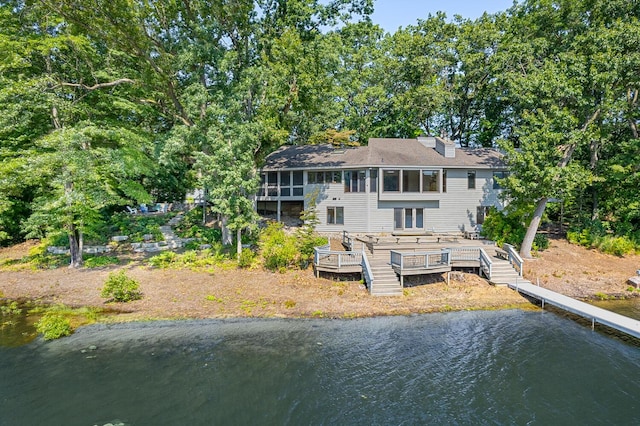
(509, 281, 640, 339)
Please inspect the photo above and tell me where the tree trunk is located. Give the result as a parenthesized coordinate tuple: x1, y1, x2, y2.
(520, 197, 548, 259)
(236, 228, 242, 259)
(221, 215, 232, 246)
(68, 225, 83, 268)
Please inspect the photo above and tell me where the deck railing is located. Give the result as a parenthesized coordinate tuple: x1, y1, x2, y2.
(342, 230, 353, 251)
(361, 249, 374, 291)
(314, 247, 362, 269)
(390, 249, 451, 271)
(479, 248, 493, 278)
(449, 247, 481, 262)
(503, 244, 523, 276)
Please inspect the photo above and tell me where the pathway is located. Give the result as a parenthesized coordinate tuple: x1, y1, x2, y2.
(509, 281, 640, 339)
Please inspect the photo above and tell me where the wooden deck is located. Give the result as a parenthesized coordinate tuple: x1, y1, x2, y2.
(509, 281, 640, 339)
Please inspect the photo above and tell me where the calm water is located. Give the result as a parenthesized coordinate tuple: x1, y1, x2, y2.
(1, 311, 639, 426)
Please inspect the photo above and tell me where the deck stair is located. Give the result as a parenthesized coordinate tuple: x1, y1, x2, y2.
(367, 249, 403, 296)
(489, 257, 531, 287)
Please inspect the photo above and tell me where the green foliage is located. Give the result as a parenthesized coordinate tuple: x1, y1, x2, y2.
(147, 245, 233, 270)
(568, 228, 637, 256)
(109, 213, 167, 242)
(259, 222, 299, 271)
(84, 256, 119, 268)
(238, 248, 255, 269)
(36, 313, 73, 340)
(101, 270, 142, 302)
(295, 189, 327, 266)
(482, 208, 550, 252)
(174, 208, 222, 244)
(0, 301, 22, 316)
(147, 251, 178, 268)
(481, 208, 527, 248)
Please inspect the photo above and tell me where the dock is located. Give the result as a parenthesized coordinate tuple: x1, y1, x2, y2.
(509, 281, 640, 339)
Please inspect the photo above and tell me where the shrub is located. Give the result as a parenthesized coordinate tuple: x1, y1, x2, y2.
(148, 251, 178, 268)
(101, 270, 142, 302)
(84, 256, 119, 268)
(238, 248, 255, 268)
(533, 233, 550, 251)
(36, 313, 72, 340)
(481, 208, 526, 248)
(596, 235, 636, 256)
(259, 222, 299, 271)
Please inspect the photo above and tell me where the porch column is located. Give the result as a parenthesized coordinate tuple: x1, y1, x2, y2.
(277, 199, 281, 222)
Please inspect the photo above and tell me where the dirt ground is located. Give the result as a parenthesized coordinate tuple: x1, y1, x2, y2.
(0, 238, 638, 322)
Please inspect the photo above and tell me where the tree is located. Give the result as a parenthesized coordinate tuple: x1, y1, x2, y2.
(0, 1, 155, 265)
(498, 0, 640, 257)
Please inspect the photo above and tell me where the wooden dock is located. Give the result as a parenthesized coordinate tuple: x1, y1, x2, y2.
(509, 281, 640, 339)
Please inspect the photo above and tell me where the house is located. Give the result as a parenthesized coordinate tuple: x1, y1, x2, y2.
(257, 137, 507, 235)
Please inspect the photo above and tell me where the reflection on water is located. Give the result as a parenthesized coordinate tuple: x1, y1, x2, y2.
(1, 311, 639, 426)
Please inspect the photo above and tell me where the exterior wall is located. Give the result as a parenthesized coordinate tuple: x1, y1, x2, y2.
(258, 168, 505, 235)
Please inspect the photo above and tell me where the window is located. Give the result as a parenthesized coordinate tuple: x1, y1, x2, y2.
(493, 171, 508, 189)
(422, 170, 440, 192)
(327, 207, 344, 225)
(467, 171, 476, 189)
(308, 171, 341, 184)
(259, 173, 266, 196)
(383, 170, 400, 192)
(280, 171, 291, 196)
(394, 208, 425, 230)
(477, 206, 491, 225)
(442, 170, 447, 193)
(344, 170, 366, 193)
(370, 169, 378, 193)
(292, 171, 303, 196)
(404, 209, 413, 228)
(394, 208, 403, 229)
(403, 170, 420, 192)
(267, 172, 278, 196)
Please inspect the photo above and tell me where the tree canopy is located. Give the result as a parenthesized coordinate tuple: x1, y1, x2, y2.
(1, 0, 639, 262)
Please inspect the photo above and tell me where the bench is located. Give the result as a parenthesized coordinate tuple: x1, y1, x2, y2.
(495, 249, 509, 260)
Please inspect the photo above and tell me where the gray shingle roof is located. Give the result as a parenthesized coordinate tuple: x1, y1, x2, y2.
(262, 138, 505, 170)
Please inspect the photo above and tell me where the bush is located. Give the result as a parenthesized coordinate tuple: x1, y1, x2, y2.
(481, 208, 526, 248)
(238, 248, 255, 268)
(533, 233, 550, 251)
(36, 313, 72, 340)
(597, 235, 636, 256)
(259, 222, 299, 271)
(148, 251, 178, 268)
(101, 270, 142, 302)
(84, 256, 119, 268)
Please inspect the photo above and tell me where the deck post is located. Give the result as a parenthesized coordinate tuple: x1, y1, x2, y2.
(592, 318, 595, 330)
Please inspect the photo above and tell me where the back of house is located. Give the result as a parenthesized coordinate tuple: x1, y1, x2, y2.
(257, 137, 507, 235)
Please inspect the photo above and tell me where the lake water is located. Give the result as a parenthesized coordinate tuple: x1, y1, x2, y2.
(1, 310, 639, 425)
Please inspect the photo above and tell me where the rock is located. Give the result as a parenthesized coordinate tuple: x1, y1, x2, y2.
(89, 345, 97, 351)
(627, 276, 640, 289)
(143, 234, 154, 241)
(111, 235, 129, 242)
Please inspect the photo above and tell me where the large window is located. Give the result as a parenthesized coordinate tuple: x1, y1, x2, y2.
(403, 170, 420, 192)
(308, 171, 341, 184)
(327, 206, 344, 225)
(422, 170, 439, 192)
(344, 170, 366, 193)
(383, 170, 400, 192)
(382, 169, 443, 193)
(467, 171, 476, 189)
(394, 208, 424, 230)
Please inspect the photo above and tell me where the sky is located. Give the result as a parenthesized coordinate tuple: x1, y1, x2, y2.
(370, 0, 516, 32)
